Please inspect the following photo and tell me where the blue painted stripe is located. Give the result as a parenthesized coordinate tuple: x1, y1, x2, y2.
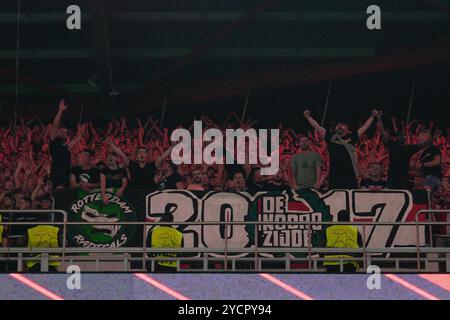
(151, 274, 299, 300)
(274, 274, 423, 300)
(2, 273, 445, 300)
(400, 275, 450, 300)
(24, 274, 174, 300)
(0, 275, 48, 300)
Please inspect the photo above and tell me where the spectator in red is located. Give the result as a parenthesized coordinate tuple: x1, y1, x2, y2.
(36, 195, 52, 211)
(265, 169, 290, 191)
(186, 169, 205, 191)
(228, 172, 248, 192)
(0, 191, 16, 211)
(360, 162, 387, 190)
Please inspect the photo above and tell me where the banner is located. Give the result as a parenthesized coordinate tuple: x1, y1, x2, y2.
(54, 189, 428, 255)
(66, 189, 137, 248)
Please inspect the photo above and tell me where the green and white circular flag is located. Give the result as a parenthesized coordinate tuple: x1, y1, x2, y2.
(67, 190, 137, 248)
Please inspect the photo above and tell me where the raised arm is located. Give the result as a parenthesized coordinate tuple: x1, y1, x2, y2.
(377, 111, 390, 144)
(31, 178, 44, 208)
(49, 99, 68, 141)
(357, 109, 378, 138)
(137, 118, 145, 147)
(68, 124, 84, 150)
(155, 144, 174, 168)
(109, 141, 130, 167)
(14, 160, 24, 188)
(303, 110, 326, 139)
(390, 116, 398, 133)
(88, 121, 98, 139)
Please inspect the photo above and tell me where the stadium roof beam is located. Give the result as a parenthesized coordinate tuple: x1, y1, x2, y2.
(135, 42, 450, 109)
(0, 66, 73, 96)
(0, 48, 375, 60)
(88, 0, 114, 95)
(116, 48, 375, 59)
(0, 83, 111, 95)
(0, 49, 95, 59)
(0, 11, 449, 23)
(0, 12, 91, 23)
(110, 11, 450, 23)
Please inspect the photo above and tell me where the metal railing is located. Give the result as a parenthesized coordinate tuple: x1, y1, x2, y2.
(0, 209, 449, 272)
(415, 209, 450, 272)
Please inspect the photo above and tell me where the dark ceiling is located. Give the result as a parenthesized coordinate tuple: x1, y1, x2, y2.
(0, 0, 449, 126)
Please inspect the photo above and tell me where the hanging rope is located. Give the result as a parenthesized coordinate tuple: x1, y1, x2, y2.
(321, 80, 333, 127)
(406, 78, 417, 124)
(14, 0, 21, 128)
(160, 83, 169, 129)
(241, 87, 252, 122)
(78, 105, 84, 124)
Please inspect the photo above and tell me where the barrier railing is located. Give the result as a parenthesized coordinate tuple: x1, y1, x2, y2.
(0, 210, 449, 272)
(415, 209, 450, 272)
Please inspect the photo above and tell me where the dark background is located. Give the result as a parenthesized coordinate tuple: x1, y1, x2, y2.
(0, 0, 449, 129)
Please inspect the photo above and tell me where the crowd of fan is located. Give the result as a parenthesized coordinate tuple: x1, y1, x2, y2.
(0, 100, 449, 214)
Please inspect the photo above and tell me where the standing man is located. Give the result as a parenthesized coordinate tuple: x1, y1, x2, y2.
(378, 115, 435, 189)
(110, 144, 173, 190)
(291, 136, 323, 189)
(49, 99, 82, 189)
(100, 152, 128, 205)
(70, 149, 100, 192)
(303, 109, 378, 189)
(158, 161, 186, 190)
(412, 129, 442, 192)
